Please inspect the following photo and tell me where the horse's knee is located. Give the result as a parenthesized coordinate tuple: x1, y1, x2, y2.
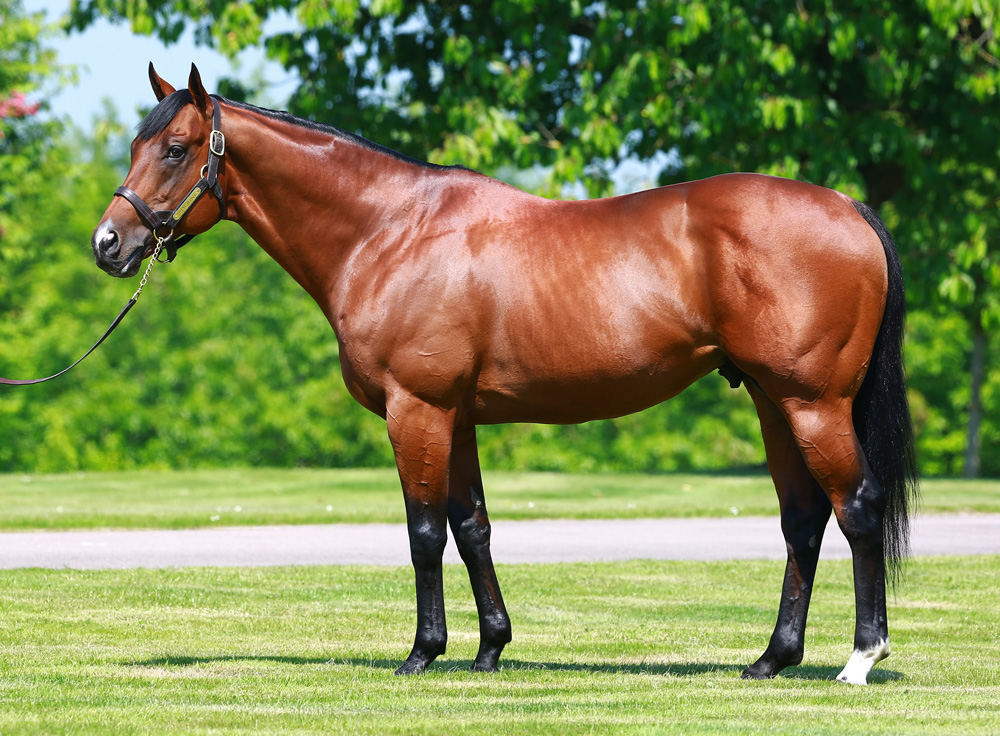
(408, 515, 448, 567)
(454, 513, 491, 557)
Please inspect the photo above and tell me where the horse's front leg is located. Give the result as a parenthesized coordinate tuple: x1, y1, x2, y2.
(447, 425, 512, 672)
(387, 395, 455, 675)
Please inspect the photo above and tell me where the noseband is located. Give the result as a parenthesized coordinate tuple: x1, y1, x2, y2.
(114, 97, 226, 263)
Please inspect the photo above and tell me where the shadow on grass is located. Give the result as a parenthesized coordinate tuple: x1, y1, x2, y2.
(130, 655, 333, 667)
(128, 655, 902, 683)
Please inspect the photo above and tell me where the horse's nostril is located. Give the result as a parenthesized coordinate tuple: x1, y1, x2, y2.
(98, 229, 120, 259)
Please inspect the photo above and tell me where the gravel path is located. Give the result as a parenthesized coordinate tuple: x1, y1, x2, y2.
(2, 514, 998, 569)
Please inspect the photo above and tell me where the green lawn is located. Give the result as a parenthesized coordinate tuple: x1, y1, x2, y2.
(0, 468, 997, 530)
(1, 556, 997, 735)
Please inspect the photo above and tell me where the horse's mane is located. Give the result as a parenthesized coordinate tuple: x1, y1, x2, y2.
(137, 90, 465, 173)
(136, 89, 194, 141)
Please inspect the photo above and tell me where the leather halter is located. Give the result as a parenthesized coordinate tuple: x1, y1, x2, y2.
(114, 97, 226, 263)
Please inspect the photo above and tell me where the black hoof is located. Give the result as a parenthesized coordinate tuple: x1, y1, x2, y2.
(743, 649, 800, 679)
(741, 663, 778, 680)
(394, 658, 429, 675)
(471, 642, 505, 672)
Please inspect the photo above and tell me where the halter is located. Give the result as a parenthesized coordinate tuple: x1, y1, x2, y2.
(114, 97, 226, 263)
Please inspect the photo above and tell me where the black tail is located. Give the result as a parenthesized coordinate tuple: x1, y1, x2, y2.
(850, 200, 919, 587)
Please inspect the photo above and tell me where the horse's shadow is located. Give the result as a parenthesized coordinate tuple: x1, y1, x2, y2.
(131, 654, 332, 668)
(129, 655, 903, 683)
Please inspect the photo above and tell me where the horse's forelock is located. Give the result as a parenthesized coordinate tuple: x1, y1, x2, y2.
(136, 89, 195, 141)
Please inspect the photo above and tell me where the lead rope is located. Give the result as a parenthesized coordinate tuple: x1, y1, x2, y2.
(0, 234, 170, 386)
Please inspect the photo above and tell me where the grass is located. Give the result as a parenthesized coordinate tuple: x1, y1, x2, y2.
(0, 468, 997, 530)
(1, 556, 998, 735)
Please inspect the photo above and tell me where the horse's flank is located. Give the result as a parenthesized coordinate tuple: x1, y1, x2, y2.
(218, 99, 884, 428)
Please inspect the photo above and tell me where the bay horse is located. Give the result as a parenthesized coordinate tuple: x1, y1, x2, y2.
(92, 64, 917, 685)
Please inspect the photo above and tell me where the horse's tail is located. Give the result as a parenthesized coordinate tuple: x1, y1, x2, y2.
(850, 200, 919, 587)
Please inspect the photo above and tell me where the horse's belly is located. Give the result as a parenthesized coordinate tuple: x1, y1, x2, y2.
(471, 344, 723, 425)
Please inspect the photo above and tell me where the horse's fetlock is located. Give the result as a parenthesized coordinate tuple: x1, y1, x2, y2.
(416, 630, 447, 658)
(482, 610, 512, 645)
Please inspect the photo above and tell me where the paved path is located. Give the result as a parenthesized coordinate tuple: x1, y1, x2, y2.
(2, 514, 998, 569)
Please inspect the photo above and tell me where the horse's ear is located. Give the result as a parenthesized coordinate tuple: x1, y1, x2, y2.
(188, 63, 211, 114)
(148, 62, 176, 102)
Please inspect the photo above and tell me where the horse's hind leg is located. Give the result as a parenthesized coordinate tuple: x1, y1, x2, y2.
(386, 394, 454, 675)
(782, 399, 891, 685)
(446, 425, 512, 671)
(742, 384, 832, 679)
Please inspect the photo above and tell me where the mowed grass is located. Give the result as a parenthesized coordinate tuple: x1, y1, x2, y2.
(0, 468, 998, 530)
(1, 556, 998, 735)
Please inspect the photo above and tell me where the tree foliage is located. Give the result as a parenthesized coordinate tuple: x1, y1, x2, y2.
(1, 0, 62, 266)
(0, 123, 995, 474)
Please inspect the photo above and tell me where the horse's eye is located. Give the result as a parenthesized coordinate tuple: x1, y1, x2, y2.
(166, 145, 186, 159)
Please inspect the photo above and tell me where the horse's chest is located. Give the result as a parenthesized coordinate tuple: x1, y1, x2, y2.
(336, 321, 477, 416)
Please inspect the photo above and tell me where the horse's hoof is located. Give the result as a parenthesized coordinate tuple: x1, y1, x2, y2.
(471, 645, 503, 672)
(741, 665, 776, 680)
(394, 658, 428, 675)
(741, 656, 784, 680)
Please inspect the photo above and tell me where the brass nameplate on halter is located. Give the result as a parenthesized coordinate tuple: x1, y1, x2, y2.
(173, 184, 206, 220)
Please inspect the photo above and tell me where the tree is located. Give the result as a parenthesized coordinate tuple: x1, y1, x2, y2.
(64, 0, 1000, 474)
(1, 0, 61, 265)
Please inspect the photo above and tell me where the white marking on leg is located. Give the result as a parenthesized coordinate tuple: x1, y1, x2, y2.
(836, 639, 891, 685)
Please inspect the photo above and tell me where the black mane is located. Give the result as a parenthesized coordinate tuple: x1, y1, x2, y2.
(136, 91, 463, 172)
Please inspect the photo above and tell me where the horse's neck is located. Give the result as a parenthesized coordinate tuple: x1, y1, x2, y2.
(221, 104, 431, 312)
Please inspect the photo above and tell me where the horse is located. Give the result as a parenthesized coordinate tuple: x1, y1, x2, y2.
(92, 64, 917, 685)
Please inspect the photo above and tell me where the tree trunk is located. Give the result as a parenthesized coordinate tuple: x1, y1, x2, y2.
(964, 313, 986, 478)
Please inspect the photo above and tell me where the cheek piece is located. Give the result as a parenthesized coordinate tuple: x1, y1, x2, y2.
(114, 96, 225, 263)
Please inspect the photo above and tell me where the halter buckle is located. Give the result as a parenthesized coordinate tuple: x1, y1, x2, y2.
(210, 130, 225, 157)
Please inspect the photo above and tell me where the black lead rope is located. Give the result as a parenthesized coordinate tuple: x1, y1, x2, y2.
(0, 98, 226, 387)
(0, 299, 139, 386)
(0, 239, 164, 386)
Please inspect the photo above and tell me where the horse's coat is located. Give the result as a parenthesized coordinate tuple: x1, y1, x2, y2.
(93, 64, 918, 684)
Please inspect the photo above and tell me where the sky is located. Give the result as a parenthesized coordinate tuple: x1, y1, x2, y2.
(23, 0, 293, 130)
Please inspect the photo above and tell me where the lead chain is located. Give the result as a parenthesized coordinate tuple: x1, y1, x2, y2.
(130, 234, 168, 301)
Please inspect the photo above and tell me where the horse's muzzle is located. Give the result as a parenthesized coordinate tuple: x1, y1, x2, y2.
(92, 224, 147, 278)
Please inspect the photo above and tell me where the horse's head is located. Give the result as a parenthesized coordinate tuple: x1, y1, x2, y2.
(92, 63, 227, 277)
